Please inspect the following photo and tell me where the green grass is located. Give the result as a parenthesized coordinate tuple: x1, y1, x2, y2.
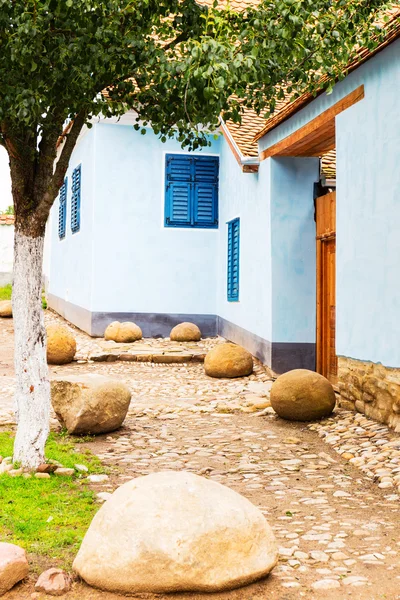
(0, 284, 47, 309)
(0, 284, 12, 301)
(0, 432, 104, 564)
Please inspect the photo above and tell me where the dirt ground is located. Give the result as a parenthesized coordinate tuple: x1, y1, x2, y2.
(2, 315, 400, 600)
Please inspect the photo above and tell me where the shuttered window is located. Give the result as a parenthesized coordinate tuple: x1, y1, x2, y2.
(71, 165, 81, 233)
(58, 178, 67, 240)
(165, 154, 218, 228)
(227, 218, 240, 301)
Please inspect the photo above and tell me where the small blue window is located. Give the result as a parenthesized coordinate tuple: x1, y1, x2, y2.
(165, 154, 218, 228)
(227, 218, 240, 301)
(58, 178, 67, 240)
(71, 165, 81, 233)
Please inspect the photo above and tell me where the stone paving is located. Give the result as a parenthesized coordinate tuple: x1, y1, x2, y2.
(2, 313, 400, 598)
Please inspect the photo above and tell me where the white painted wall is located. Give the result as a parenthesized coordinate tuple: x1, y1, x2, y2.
(90, 122, 221, 315)
(217, 144, 272, 345)
(48, 127, 95, 309)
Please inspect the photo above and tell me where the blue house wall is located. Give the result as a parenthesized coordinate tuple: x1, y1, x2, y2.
(48, 38, 399, 394)
(258, 38, 400, 372)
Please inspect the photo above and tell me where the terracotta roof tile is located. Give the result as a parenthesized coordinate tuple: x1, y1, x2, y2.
(0, 214, 15, 225)
(321, 149, 336, 179)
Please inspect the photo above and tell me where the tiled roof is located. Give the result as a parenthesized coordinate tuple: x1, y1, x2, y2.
(321, 149, 336, 180)
(0, 214, 15, 225)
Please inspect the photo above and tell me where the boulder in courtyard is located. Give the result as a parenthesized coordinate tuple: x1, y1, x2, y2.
(46, 324, 76, 365)
(170, 322, 201, 342)
(204, 343, 253, 378)
(51, 374, 131, 435)
(0, 300, 12, 318)
(73, 471, 278, 594)
(104, 321, 142, 343)
(0, 542, 29, 596)
(270, 369, 336, 421)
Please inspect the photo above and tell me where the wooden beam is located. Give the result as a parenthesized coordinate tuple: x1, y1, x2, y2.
(260, 85, 364, 161)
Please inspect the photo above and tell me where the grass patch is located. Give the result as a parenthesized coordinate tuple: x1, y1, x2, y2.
(0, 432, 104, 565)
(0, 284, 12, 301)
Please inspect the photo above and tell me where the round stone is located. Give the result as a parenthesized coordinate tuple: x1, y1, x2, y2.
(0, 300, 12, 318)
(170, 322, 201, 342)
(204, 343, 253, 379)
(51, 374, 131, 435)
(104, 321, 142, 343)
(73, 471, 278, 594)
(270, 369, 336, 421)
(46, 324, 76, 365)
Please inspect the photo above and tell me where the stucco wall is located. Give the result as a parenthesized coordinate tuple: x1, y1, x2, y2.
(270, 157, 319, 343)
(90, 122, 221, 315)
(217, 144, 272, 361)
(48, 127, 95, 311)
(258, 38, 400, 369)
(336, 40, 400, 367)
(0, 224, 14, 286)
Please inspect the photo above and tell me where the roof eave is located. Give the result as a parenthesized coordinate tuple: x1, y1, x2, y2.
(219, 118, 260, 173)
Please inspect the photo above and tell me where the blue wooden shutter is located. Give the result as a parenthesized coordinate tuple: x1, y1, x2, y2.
(58, 178, 67, 239)
(165, 155, 192, 227)
(227, 218, 240, 301)
(71, 165, 81, 233)
(193, 157, 218, 228)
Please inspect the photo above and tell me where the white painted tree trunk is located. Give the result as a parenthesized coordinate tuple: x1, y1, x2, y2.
(12, 229, 50, 469)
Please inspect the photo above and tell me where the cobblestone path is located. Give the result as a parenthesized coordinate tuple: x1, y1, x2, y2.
(2, 314, 400, 599)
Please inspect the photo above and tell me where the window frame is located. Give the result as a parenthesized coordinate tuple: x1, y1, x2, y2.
(164, 154, 219, 229)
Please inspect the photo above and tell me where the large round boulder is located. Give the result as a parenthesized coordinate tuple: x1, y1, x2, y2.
(46, 324, 76, 365)
(170, 322, 201, 342)
(0, 300, 12, 318)
(270, 369, 336, 421)
(51, 374, 131, 435)
(0, 542, 29, 596)
(204, 343, 253, 378)
(73, 471, 278, 594)
(104, 321, 142, 343)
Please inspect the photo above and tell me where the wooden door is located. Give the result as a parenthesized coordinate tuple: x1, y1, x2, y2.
(316, 191, 338, 385)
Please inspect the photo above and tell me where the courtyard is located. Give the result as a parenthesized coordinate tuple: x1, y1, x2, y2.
(1, 313, 400, 599)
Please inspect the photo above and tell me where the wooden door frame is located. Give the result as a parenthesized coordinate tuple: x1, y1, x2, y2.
(315, 191, 337, 383)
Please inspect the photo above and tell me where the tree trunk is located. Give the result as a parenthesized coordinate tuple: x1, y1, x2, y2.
(12, 226, 50, 469)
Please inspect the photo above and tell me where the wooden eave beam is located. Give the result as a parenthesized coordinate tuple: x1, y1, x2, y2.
(260, 85, 364, 161)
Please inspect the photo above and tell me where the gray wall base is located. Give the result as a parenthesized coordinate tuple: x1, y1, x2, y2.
(271, 342, 316, 374)
(48, 295, 316, 372)
(48, 294, 93, 335)
(217, 317, 271, 365)
(92, 312, 217, 338)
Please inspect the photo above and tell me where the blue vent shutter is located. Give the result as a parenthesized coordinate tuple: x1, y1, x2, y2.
(193, 182, 218, 227)
(227, 218, 240, 301)
(71, 165, 81, 233)
(193, 156, 218, 227)
(166, 154, 192, 181)
(58, 178, 67, 239)
(194, 156, 219, 182)
(166, 182, 192, 226)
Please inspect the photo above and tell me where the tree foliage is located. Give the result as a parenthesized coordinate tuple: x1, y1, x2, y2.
(0, 0, 391, 162)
